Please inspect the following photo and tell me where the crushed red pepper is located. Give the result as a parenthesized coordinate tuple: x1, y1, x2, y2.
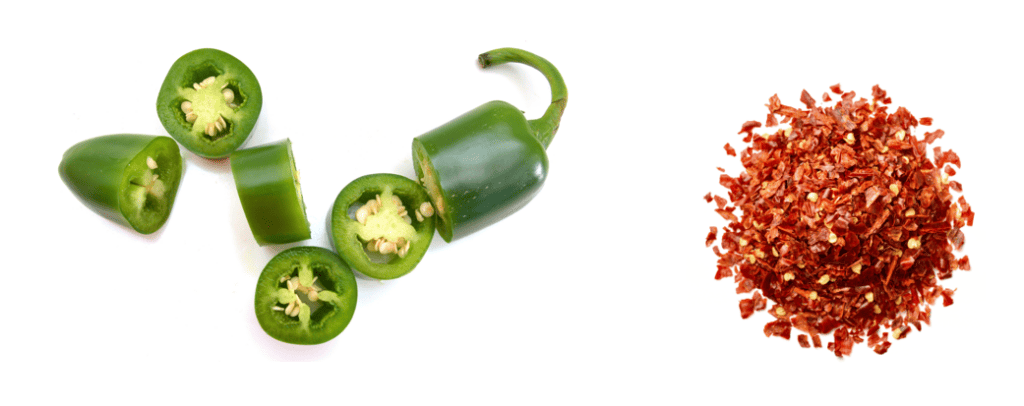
(709, 85, 973, 358)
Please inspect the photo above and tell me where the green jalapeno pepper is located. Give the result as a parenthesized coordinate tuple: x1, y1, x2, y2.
(412, 47, 567, 242)
(156, 48, 262, 159)
(231, 139, 310, 246)
(58, 134, 183, 234)
(329, 174, 436, 280)
(255, 246, 358, 345)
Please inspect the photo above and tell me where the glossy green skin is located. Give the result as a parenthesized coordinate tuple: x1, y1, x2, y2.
(58, 134, 182, 234)
(413, 101, 548, 242)
(255, 247, 357, 345)
(157, 48, 262, 159)
(330, 174, 435, 280)
(231, 139, 310, 246)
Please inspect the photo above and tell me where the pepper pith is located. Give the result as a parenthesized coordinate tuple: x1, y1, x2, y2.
(412, 47, 567, 242)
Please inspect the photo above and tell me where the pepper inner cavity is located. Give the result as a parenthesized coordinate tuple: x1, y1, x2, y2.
(179, 75, 238, 139)
(128, 156, 166, 210)
(272, 265, 332, 321)
(353, 189, 433, 260)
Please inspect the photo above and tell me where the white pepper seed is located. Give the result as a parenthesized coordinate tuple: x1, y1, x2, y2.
(419, 202, 434, 217)
(222, 88, 234, 104)
(146, 156, 158, 170)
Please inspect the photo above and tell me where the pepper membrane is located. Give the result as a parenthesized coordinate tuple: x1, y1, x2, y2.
(412, 47, 567, 242)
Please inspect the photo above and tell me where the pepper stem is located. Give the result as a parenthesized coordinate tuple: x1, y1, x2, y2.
(478, 48, 567, 150)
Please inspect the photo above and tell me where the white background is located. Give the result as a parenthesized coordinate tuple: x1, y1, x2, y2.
(2, 0, 1020, 404)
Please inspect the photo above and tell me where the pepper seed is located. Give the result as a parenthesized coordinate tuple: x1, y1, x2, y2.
(146, 156, 158, 170)
(418, 202, 434, 218)
(222, 88, 234, 104)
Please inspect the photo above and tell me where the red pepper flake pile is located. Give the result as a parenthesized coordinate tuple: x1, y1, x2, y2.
(707, 85, 974, 358)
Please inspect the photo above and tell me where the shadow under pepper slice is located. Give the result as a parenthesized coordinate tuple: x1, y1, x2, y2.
(58, 134, 183, 234)
(156, 48, 262, 159)
(231, 139, 310, 246)
(255, 246, 357, 345)
(330, 174, 436, 280)
(412, 47, 567, 242)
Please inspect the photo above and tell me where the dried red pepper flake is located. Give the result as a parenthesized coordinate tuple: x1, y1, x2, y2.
(924, 129, 945, 144)
(941, 289, 955, 307)
(703, 192, 713, 203)
(738, 121, 762, 136)
(724, 143, 737, 156)
(707, 85, 974, 357)
(958, 256, 971, 271)
(714, 195, 728, 209)
(706, 227, 718, 247)
(800, 89, 816, 109)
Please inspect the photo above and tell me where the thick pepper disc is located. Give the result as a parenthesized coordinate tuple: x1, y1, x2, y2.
(58, 134, 183, 234)
(412, 47, 567, 242)
(255, 246, 357, 345)
(330, 174, 436, 280)
(156, 48, 262, 159)
(231, 139, 310, 246)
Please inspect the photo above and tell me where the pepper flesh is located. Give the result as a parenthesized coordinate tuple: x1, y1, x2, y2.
(330, 173, 435, 280)
(412, 47, 567, 242)
(156, 48, 262, 159)
(231, 139, 310, 246)
(58, 134, 182, 234)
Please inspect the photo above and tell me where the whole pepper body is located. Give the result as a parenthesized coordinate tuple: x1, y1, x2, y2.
(412, 48, 566, 242)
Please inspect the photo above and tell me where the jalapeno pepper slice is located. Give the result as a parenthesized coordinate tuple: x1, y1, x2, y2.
(255, 246, 357, 345)
(412, 48, 567, 242)
(58, 134, 183, 234)
(231, 139, 311, 246)
(330, 174, 436, 280)
(156, 48, 262, 159)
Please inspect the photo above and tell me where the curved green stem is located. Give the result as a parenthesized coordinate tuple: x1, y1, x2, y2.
(478, 48, 567, 149)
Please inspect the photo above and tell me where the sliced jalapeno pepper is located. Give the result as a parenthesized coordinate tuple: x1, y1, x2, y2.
(412, 48, 567, 242)
(330, 174, 436, 280)
(58, 134, 183, 234)
(231, 139, 310, 246)
(156, 48, 262, 159)
(255, 246, 357, 345)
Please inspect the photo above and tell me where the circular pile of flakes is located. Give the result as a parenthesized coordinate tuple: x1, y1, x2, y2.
(706, 85, 974, 357)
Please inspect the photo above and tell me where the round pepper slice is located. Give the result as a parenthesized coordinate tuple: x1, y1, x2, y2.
(330, 174, 436, 280)
(255, 246, 357, 345)
(156, 48, 262, 159)
(412, 47, 567, 242)
(58, 134, 183, 234)
(231, 139, 310, 246)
